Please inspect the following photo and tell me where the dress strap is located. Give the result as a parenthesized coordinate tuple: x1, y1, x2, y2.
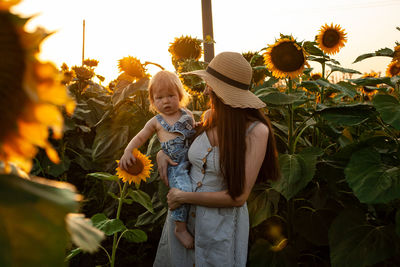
(155, 114, 171, 132)
(246, 121, 260, 136)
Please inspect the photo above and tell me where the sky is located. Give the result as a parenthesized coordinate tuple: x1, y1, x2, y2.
(12, 0, 400, 84)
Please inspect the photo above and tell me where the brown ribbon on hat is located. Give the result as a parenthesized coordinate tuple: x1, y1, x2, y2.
(206, 66, 250, 90)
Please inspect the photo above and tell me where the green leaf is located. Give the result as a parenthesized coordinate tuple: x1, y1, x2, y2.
(293, 207, 337, 246)
(329, 209, 399, 267)
(317, 104, 376, 126)
(271, 148, 322, 200)
(101, 219, 126, 236)
(122, 229, 148, 243)
(146, 134, 161, 158)
(135, 207, 167, 227)
(91, 213, 126, 235)
(344, 147, 400, 204)
(348, 76, 393, 87)
(299, 81, 320, 93)
(87, 172, 119, 182)
(248, 189, 280, 227)
(257, 91, 304, 105)
(326, 63, 361, 74)
(373, 94, 400, 130)
(111, 77, 150, 107)
(316, 79, 357, 97)
(353, 48, 394, 63)
(303, 41, 324, 56)
(0, 174, 79, 267)
(128, 189, 154, 213)
(91, 123, 129, 161)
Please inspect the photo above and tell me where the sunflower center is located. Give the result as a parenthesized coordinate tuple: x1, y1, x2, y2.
(126, 159, 144, 175)
(270, 42, 305, 72)
(0, 13, 28, 143)
(322, 29, 340, 48)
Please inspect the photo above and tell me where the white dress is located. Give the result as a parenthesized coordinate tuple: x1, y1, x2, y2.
(153, 124, 258, 267)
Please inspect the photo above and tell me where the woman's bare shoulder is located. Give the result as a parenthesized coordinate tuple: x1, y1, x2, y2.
(248, 122, 269, 140)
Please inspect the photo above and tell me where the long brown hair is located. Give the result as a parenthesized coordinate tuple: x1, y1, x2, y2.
(201, 91, 280, 199)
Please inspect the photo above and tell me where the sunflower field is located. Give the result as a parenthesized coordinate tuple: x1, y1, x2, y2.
(1, 1, 400, 266)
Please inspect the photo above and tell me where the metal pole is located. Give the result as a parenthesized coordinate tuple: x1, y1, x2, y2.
(82, 19, 85, 66)
(201, 0, 214, 63)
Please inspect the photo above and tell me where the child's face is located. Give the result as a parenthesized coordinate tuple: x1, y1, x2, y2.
(152, 86, 180, 115)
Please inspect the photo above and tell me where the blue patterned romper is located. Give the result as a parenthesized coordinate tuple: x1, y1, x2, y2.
(156, 109, 196, 222)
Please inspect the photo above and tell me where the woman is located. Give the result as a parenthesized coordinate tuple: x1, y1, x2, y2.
(153, 52, 280, 267)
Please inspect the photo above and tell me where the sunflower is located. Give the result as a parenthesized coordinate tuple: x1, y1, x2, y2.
(359, 71, 380, 95)
(316, 23, 347, 55)
(310, 72, 322, 80)
(118, 56, 147, 81)
(0, 4, 75, 172)
(362, 71, 379, 78)
(393, 45, 400, 62)
(115, 149, 153, 185)
(168, 36, 202, 62)
(72, 65, 94, 80)
(242, 51, 266, 85)
(386, 60, 400, 77)
(263, 36, 308, 79)
(83, 58, 99, 68)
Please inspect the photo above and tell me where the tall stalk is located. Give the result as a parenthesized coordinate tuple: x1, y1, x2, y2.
(287, 78, 295, 154)
(320, 61, 326, 104)
(110, 182, 128, 267)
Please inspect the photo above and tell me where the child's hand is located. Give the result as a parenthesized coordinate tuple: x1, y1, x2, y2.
(194, 121, 202, 128)
(119, 150, 136, 171)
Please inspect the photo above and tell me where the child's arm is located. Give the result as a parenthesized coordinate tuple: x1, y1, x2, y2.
(119, 117, 157, 171)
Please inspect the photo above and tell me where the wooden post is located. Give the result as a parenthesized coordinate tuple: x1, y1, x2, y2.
(201, 0, 214, 63)
(82, 19, 85, 66)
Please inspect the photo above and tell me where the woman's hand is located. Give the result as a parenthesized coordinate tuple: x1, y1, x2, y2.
(167, 188, 184, 210)
(156, 150, 177, 187)
(119, 150, 136, 171)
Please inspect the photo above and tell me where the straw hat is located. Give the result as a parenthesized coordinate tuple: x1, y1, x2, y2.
(183, 51, 266, 109)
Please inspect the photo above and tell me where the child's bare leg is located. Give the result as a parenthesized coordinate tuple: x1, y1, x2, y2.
(174, 221, 193, 249)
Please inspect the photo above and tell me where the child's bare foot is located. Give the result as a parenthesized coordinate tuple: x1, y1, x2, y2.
(175, 221, 194, 249)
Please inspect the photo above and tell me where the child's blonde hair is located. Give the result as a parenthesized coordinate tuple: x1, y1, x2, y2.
(148, 70, 189, 112)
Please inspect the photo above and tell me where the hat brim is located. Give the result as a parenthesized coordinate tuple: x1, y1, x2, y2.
(182, 70, 266, 109)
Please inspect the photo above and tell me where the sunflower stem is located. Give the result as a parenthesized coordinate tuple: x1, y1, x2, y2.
(321, 62, 326, 104)
(110, 182, 128, 267)
(288, 78, 295, 154)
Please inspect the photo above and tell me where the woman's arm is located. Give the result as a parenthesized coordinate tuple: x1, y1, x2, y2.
(168, 123, 269, 209)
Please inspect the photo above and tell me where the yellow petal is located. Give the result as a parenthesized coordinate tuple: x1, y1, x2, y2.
(18, 120, 48, 147)
(33, 104, 63, 128)
(45, 143, 60, 164)
(0, 0, 21, 11)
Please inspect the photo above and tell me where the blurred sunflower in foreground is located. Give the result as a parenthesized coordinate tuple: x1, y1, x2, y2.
(263, 36, 308, 79)
(0, 2, 75, 172)
(115, 149, 153, 185)
(316, 23, 347, 55)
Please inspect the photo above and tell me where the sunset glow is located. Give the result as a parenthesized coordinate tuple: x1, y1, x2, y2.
(12, 0, 400, 83)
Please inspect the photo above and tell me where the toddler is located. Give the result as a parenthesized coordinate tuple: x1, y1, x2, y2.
(119, 70, 195, 249)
